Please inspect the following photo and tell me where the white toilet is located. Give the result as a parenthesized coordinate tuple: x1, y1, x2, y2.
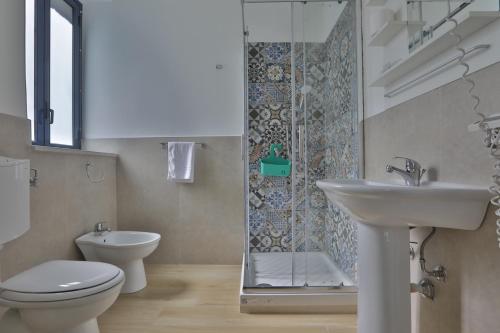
(0, 260, 125, 333)
(0, 157, 125, 333)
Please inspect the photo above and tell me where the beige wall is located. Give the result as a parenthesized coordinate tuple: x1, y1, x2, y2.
(0, 114, 242, 281)
(364, 61, 500, 333)
(0, 113, 117, 281)
(84, 137, 245, 265)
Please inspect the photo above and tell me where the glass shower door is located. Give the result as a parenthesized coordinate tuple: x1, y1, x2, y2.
(245, 1, 295, 287)
(243, 0, 359, 289)
(290, 2, 308, 287)
(291, 0, 359, 288)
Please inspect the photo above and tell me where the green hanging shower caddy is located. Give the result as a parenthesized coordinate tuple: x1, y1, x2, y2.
(260, 144, 291, 177)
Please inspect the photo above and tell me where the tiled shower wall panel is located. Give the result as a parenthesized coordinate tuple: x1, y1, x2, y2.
(247, 41, 327, 254)
(247, 42, 327, 254)
(323, 0, 359, 282)
(248, 42, 294, 253)
(295, 42, 328, 254)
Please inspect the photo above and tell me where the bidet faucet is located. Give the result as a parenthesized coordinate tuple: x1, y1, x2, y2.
(94, 221, 111, 235)
(386, 157, 426, 186)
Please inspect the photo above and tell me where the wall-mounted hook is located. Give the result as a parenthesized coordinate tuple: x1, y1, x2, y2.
(30, 168, 39, 187)
(85, 162, 105, 183)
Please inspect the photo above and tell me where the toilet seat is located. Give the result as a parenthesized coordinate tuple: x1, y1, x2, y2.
(0, 260, 124, 303)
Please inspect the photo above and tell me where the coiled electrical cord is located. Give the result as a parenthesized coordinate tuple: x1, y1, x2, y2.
(447, 16, 500, 248)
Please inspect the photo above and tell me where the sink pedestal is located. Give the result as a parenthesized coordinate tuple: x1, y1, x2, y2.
(358, 223, 410, 333)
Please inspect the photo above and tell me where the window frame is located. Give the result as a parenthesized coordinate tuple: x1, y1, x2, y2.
(33, 0, 83, 149)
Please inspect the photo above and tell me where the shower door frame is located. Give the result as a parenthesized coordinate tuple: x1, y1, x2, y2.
(241, 0, 365, 297)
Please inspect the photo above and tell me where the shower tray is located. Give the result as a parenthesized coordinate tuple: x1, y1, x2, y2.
(240, 253, 357, 314)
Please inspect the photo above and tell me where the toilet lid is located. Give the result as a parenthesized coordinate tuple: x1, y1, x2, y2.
(0, 260, 121, 294)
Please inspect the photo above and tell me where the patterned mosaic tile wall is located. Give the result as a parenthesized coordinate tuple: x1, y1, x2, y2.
(322, 0, 359, 283)
(294, 42, 328, 254)
(247, 41, 327, 254)
(247, 1, 358, 282)
(248, 42, 294, 253)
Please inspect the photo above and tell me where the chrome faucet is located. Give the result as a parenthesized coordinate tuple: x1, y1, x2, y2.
(94, 221, 111, 236)
(386, 157, 426, 186)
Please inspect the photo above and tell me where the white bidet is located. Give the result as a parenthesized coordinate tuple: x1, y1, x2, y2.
(76, 231, 161, 293)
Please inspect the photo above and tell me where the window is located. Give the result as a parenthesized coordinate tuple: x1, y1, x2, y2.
(26, 0, 83, 148)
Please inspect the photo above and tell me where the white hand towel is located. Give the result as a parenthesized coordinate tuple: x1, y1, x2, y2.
(167, 142, 195, 183)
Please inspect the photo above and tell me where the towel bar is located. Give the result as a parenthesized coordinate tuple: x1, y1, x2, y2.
(160, 142, 206, 149)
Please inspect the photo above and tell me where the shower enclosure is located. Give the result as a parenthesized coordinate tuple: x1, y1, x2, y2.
(240, 0, 363, 313)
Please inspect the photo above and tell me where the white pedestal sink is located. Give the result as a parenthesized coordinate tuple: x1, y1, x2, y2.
(317, 180, 490, 333)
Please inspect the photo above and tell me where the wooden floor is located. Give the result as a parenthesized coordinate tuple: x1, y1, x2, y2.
(99, 265, 357, 333)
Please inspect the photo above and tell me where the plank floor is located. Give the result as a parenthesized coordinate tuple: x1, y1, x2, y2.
(99, 265, 357, 333)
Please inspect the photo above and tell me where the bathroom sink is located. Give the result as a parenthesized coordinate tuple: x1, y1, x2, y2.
(317, 179, 490, 333)
(316, 179, 490, 230)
